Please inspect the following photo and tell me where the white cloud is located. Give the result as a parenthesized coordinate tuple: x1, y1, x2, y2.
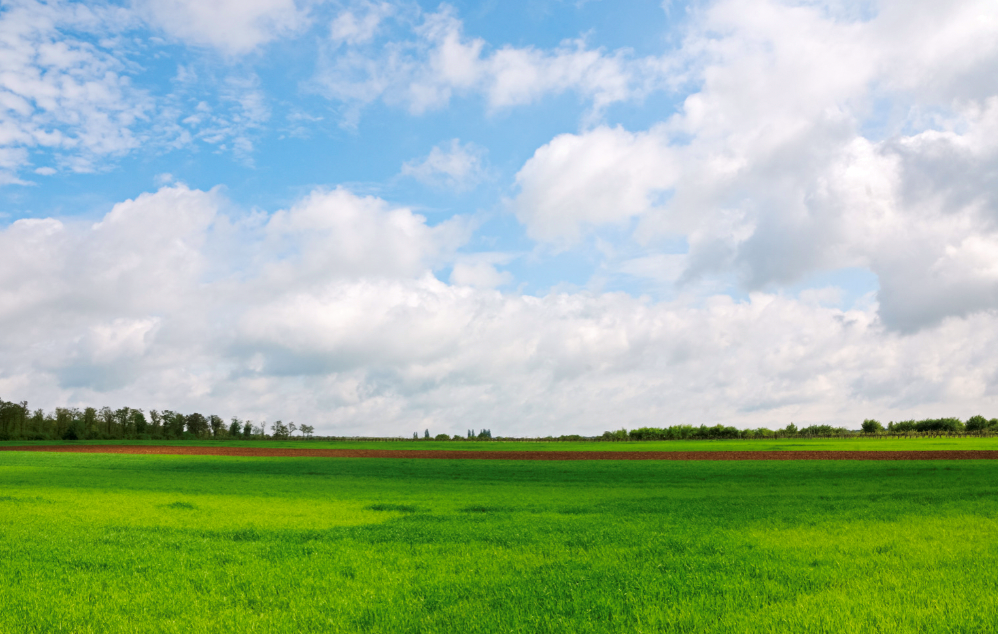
(401, 138, 488, 190)
(5, 184, 998, 435)
(513, 126, 673, 243)
(449, 254, 514, 289)
(0, 0, 150, 181)
(510, 0, 998, 331)
(314, 4, 664, 120)
(330, 2, 393, 46)
(132, 0, 312, 55)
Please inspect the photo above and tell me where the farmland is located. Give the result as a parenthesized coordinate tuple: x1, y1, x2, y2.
(2, 448, 998, 632)
(6, 435, 998, 451)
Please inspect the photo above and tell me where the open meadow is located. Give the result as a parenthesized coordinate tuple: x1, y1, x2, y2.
(2, 447, 998, 632)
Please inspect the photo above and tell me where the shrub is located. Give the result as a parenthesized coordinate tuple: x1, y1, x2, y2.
(434, 434, 450, 441)
(965, 415, 989, 431)
(861, 419, 884, 433)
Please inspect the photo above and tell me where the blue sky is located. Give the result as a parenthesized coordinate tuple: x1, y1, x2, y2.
(2, 0, 998, 434)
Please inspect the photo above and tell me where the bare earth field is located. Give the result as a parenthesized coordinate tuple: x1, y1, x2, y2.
(3, 444, 998, 460)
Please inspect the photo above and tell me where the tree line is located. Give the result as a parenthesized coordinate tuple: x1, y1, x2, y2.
(4, 396, 997, 442)
(0, 398, 312, 441)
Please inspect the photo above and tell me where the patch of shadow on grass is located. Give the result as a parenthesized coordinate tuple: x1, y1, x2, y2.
(0, 495, 53, 504)
(556, 506, 595, 515)
(230, 528, 263, 542)
(459, 505, 513, 514)
(365, 503, 418, 513)
(165, 501, 197, 510)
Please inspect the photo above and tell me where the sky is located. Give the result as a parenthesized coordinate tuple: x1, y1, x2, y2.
(2, 0, 998, 436)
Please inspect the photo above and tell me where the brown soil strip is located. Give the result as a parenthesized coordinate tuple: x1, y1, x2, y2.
(2, 445, 998, 460)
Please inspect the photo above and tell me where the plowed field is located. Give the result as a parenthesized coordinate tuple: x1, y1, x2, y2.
(2, 444, 997, 460)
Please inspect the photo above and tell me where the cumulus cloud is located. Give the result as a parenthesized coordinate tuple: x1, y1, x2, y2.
(513, 126, 674, 243)
(314, 4, 664, 121)
(510, 0, 998, 331)
(4, 184, 998, 435)
(401, 138, 488, 190)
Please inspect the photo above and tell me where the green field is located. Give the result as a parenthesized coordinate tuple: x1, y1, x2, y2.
(5, 435, 998, 452)
(2, 451, 997, 632)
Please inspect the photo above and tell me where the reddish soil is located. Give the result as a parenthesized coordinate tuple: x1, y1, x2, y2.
(2, 445, 997, 460)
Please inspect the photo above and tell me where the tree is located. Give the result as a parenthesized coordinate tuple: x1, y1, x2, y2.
(288, 422, 298, 437)
(424, 429, 430, 439)
(271, 421, 290, 439)
(299, 424, 314, 439)
(784, 422, 798, 435)
(861, 419, 884, 433)
(209, 415, 224, 438)
(186, 413, 208, 438)
(133, 410, 148, 435)
(966, 415, 989, 431)
(162, 410, 185, 438)
(230, 417, 243, 437)
(115, 407, 133, 436)
(99, 406, 115, 436)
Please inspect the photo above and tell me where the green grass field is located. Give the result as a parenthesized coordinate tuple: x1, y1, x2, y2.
(5, 435, 998, 452)
(2, 451, 997, 632)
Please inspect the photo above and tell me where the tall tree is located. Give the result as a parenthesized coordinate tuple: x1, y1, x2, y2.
(209, 415, 223, 438)
(186, 413, 208, 438)
(83, 407, 97, 437)
(149, 410, 162, 437)
(99, 407, 115, 437)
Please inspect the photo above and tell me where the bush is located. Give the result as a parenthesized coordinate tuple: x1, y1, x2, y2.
(434, 434, 450, 441)
(965, 415, 990, 431)
(861, 419, 884, 433)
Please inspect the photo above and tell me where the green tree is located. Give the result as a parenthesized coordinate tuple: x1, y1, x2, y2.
(186, 413, 208, 438)
(97, 406, 113, 437)
(209, 415, 223, 438)
(83, 407, 98, 437)
(271, 421, 290, 439)
(114, 407, 133, 437)
(148, 410, 162, 437)
(230, 417, 243, 437)
(133, 410, 148, 435)
(861, 419, 883, 433)
(966, 415, 989, 431)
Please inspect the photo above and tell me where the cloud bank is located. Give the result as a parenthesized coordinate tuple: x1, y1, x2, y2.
(3, 184, 998, 435)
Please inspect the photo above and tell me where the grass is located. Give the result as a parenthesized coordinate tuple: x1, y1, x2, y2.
(4, 435, 998, 451)
(1, 452, 997, 632)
